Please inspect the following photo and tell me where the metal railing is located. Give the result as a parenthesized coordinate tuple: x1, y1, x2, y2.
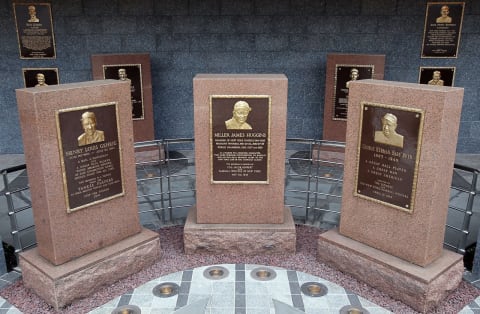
(1, 138, 478, 263)
(444, 163, 479, 254)
(0, 165, 35, 258)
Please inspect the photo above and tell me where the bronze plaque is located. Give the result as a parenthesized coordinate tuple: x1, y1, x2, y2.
(333, 65, 374, 121)
(354, 102, 424, 213)
(22, 67, 59, 87)
(13, 3, 56, 59)
(418, 66, 455, 86)
(56, 102, 124, 212)
(422, 2, 465, 58)
(103, 64, 144, 120)
(210, 95, 271, 184)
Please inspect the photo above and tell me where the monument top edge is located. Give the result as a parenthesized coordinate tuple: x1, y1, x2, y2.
(15, 79, 129, 94)
(352, 79, 464, 92)
(194, 74, 287, 80)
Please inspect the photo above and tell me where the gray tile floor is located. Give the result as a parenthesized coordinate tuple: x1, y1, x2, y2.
(0, 266, 479, 313)
(87, 264, 392, 314)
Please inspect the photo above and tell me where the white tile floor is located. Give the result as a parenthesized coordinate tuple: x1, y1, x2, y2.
(88, 264, 391, 314)
(1, 263, 480, 313)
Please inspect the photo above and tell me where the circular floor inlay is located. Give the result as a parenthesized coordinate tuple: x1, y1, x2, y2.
(250, 267, 277, 281)
(339, 305, 370, 314)
(152, 282, 180, 298)
(203, 265, 229, 280)
(300, 282, 328, 297)
(111, 304, 141, 314)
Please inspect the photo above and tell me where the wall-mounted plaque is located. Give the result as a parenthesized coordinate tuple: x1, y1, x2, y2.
(333, 65, 374, 121)
(22, 67, 59, 88)
(91, 53, 154, 143)
(210, 95, 271, 184)
(102, 64, 144, 120)
(322, 54, 385, 142)
(422, 2, 465, 58)
(418, 67, 455, 86)
(13, 3, 56, 59)
(56, 102, 124, 212)
(354, 102, 424, 213)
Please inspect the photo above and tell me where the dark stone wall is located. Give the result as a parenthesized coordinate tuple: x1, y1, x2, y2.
(1, 0, 479, 153)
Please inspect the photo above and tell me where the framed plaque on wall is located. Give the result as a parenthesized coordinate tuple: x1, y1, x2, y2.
(22, 67, 59, 87)
(13, 3, 56, 59)
(91, 53, 154, 143)
(322, 54, 385, 142)
(418, 67, 455, 86)
(421, 2, 465, 58)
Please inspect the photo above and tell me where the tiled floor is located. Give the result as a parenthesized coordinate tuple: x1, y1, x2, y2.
(0, 263, 480, 313)
(88, 264, 392, 314)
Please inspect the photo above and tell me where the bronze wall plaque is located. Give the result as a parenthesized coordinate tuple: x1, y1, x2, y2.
(103, 64, 144, 120)
(56, 102, 124, 212)
(22, 67, 59, 87)
(322, 54, 385, 143)
(210, 95, 271, 184)
(13, 3, 56, 59)
(422, 2, 465, 58)
(333, 65, 374, 121)
(418, 66, 455, 86)
(354, 102, 424, 213)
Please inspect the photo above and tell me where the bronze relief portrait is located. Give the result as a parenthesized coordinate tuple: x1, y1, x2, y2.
(22, 68, 59, 88)
(225, 101, 253, 130)
(419, 67, 455, 86)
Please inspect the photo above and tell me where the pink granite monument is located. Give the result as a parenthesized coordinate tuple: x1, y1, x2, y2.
(322, 54, 385, 143)
(91, 53, 155, 143)
(184, 74, 296, 254)
(317, 79, 464, 312)
(16, 80, 160, 309)
(91, 53, 161, 163)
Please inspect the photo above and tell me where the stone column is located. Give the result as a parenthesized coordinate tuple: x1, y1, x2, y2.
(184, 74, 296, 254)
(16, 80, 160, 309)
(317, 79, 465, 312)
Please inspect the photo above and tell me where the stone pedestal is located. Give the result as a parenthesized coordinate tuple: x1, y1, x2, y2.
(20, 228, 160, 309)
(184, 206, 296, 254)
(340, 80, 464, 266)
(185, 74, 295, 253)
(16, 80, 161, 308)
(317, 80, 464, 312)
(318, 230, 463, 313)
(134, 141, 165, 164)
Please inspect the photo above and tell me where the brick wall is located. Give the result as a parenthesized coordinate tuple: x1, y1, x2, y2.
(1, 0, 479, 153)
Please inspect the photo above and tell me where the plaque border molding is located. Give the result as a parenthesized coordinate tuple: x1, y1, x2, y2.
(55, 102, 125, 213)
(353, 101, 425, 213)
(209, 94, 272, 185)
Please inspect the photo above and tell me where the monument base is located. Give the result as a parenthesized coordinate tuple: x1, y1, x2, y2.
(317, 229, 464, 313)
(311, 144, 345, 167)
(134, 144, 165, 164)
(20, 228, 161, 309)
(184, 206, 296, 254)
